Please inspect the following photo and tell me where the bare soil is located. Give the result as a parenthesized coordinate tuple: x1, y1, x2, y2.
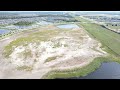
(0, 25, 107, 79)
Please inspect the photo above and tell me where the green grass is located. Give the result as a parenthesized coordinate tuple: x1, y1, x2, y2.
(0, 24, 10, 27)
(3, 19, 120, 78)
(14, 21, 35, 26)
(17, 65, 33, 71)
(42, 17, 120, 79)
(3, 26, 79, 58)
(52, 42, 61, 48)
(77, 18, 120, 56)
(45, 56, 58, 62)
(22, 49, 33, 59)
(3, 29, 62, 58)
(43, 56, 120, 79)
(4, 36, 33, 57)
(106, 25, 120, 29)
(45, 55, 63, 63)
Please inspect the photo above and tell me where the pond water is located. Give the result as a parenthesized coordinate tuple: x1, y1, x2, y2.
(56, 62, 120, 79)
(57, 24, 79, 29)
(72, 62, 120, 79)
(0, 29, 10, 34)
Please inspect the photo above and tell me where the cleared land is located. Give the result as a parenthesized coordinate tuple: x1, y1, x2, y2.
(1, 16, 120, 79)
(43, 17, 120, 79)
(0, 23, 106, 79)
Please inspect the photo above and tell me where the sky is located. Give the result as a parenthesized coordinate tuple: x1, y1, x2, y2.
(0, 11, 120, 15)
(0, 11, 120, 12)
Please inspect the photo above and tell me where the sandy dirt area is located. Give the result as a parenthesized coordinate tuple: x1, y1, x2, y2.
(0, 24, 107, 79)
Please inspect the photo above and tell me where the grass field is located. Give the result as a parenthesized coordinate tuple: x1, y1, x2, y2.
(43, 17, 120, 79)
(14, 21, 35, 26)
(77, 17, 120, 56)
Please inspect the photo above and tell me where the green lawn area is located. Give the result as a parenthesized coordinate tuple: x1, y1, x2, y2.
(76, 17, 120, 56)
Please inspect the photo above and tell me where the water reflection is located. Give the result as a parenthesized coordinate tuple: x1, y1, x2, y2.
(73, 62, 120, 79)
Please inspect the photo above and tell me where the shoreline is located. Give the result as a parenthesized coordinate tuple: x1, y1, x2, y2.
(42, 56, 120, 79)
(41, 19, 120, 79)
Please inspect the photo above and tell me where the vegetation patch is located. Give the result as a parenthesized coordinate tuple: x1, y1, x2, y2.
(14, 21, 35, 26)
(42, 17, 120, 79)
(17, 65, 33, 71)
(3, 29, 61, 58)
(42, 56, 120, 79)
(45, 56, 58, 62)
(45, 55, 63, 63)
(77, 18, 120, 56)
(23, 49, 33, 59)
(53, 42, 61, 48)
(105, 23, 120, 29)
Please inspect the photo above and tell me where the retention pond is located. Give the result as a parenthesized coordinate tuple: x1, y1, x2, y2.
(72, 62, 120, 79)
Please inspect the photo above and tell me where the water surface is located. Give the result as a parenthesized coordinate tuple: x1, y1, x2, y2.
(73, 62, 120, 79)
(0, 29, 10, 34)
